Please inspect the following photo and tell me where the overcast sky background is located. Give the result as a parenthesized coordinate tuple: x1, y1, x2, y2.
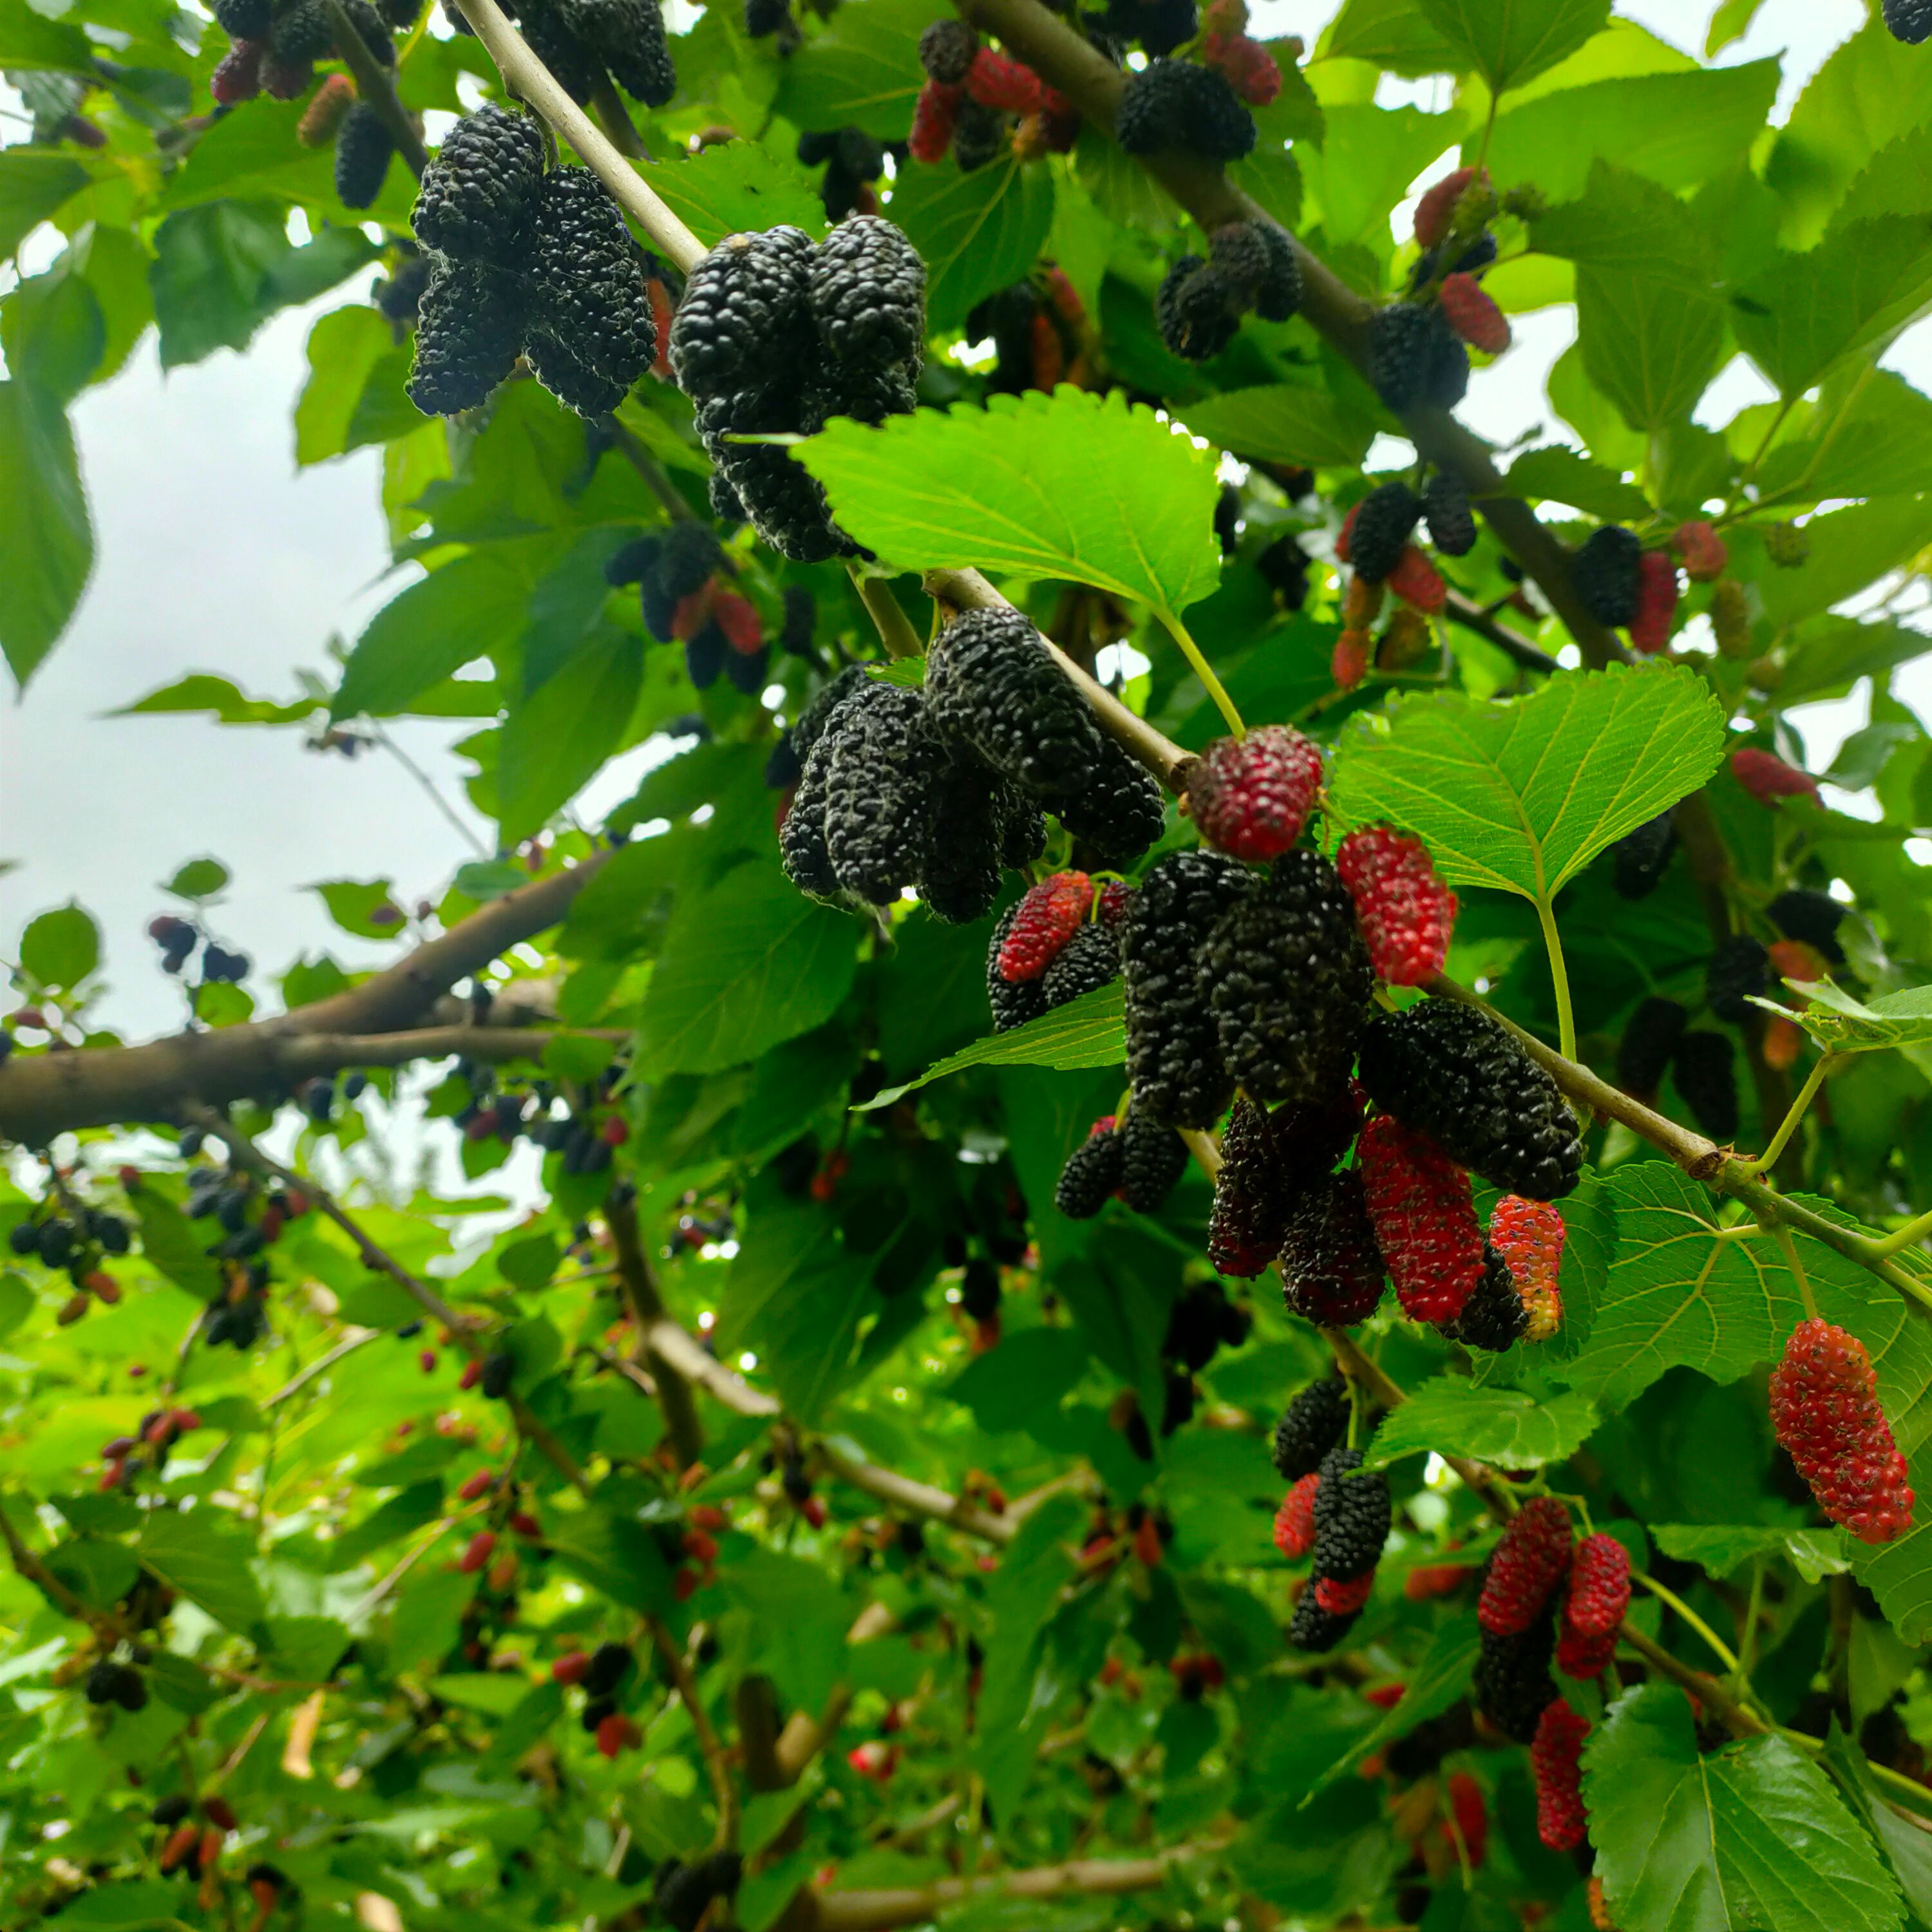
(1, 0, 1923, 1054)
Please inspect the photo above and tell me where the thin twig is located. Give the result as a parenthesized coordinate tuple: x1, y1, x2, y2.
(323, 0, 430, 176)
(607, 1185, 705, 1466)
(650, 1618, 739, 1847)
(1442, 590, 1560, 676)
(851, 569, 926, 661)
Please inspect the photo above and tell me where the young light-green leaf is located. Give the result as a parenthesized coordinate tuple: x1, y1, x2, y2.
(1174, 383, 1376, 468)
(1652, 1523, 1850, 1586)
(1763, 980, 1932, 1056)
(1586, 1682, 1902, 1932)
(1417, 0, 1609, 97)
(1327, 663, 1727, 903)
(889, 155, 1056, 334)
(0, 379, 91, 687)
(1363, 1381, 1599, 1471)
(797, 388, 1223, 616)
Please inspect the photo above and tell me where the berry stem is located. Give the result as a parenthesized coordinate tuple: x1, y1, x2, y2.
(1739, 1051, 1836, 1179)
(1864, 1205, 1932, 1260)
(1533, 893, 1577, 1070)
(1155, 607, 1245, 739)
(1630, 1568, 1740, 1676)
(1772, 1224, 1821, 1323)
(851, 568, 925, 660)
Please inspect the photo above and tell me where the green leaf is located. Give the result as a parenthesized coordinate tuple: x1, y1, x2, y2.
(149, 202, 289, 369)
(544, 1508, 673, 1609)
(0, 258, 106, 404)
(1707, 0, 1768, 55)
(1302, 1618, 1480, 1802)
(637, 862, 858, 1075)
(774, 0, 926, 139)
(312, 879, 402, 940)
(1652, 1523, 1850, 1587)
(643, 141, 824, 249)
(334, 551, 532, 721)
(855, 979, 1125, 1111)
(1755, 379, 1932, 509)
(1586, 1681, 1902, 1932)
(889, 155, 1056, 334)
(117, 673, 313, 725)
(137, 1511, 265, 1634)
(1765, 981, 1932, 1056)
(425, 1672, 535, 1716)
(0, 379, 91, 687)
(1304, 104, 1466, 247)
(799, 388, 1222, 618)
(1531, 158, 1723, 292)
(1363, 1381, 1599, 1471)
(19, 902, 99, 989)
(1577, 265, 1725, 431)
(295, 304, 395, 468)
(0, 0, 91, 69)
(1733, 220, 1932, 399)
(1321, 0, 1464, 75)
(1504, 446, 1651, 520)
(1416, 0, 1609, 96)
(1821, 1723, 1932, 1927)
(1486, 61, 1783, 204)
(1175, 383, 1375, 468)
(166, 858, 229, 900)
(129, 1194, 222, 1301)
(0, 149, 88, 256)
(496, 625, 642, 843)
(1326, 663, 1727, 904)
(1780, 616, 1932, 706)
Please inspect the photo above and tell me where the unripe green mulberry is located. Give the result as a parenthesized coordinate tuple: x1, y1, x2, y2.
(810, 215, 927, 370)
(334, 101, 395, 211)
(408, 256, 526, 415)
(1204, 849, 1372, 1106)
(413, 104, 545, 265)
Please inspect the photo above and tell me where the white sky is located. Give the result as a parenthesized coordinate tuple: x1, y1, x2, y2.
(1, 0, 1922, 1046)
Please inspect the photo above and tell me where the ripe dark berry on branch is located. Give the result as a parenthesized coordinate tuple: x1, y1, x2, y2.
(1097, 0, 1197, 55)
(1122, 859, 1253, 1128)
(1041, 921, 1122, 1010)
(557, 0, 676, 106)
(918, 751, 1010, 925)
(1883, 0, 1932, 43)
(1209, 1097, 1291, 1277)
(670, 226, 815, 400)
(1770, 1318, 1915, 1543)
(1186, 724, 1322, 862)
(810, 215, 927, 371)
(1206, 849, 1373, 1106)
(927, 605, 1104, 798)
(1611, 810, 1677, 899)
(1312, 1445, 1389, 1581)
(412, 105, 544, 265)
(1366, 302, 1468, 412)
(1055, 1117, 1123, 1219)
(408, 260, 525, 415)
(334, 100, 395, 211)
(525, 168, 656, 410)
(1287, 1587, 1360, 1653)
(1337, 824, 1456, 985)
(1054, 739, 1168, 868)
(1571, 525, 1642, 628)
(918, 17, 979, 81)
(1280, 1170, 1386, 1327)
(1357, 998, 1581, 1201)
(1119, 1110, 1188, 1213)
(214, 0, 270, 33)
(1705, 935, 1771, 1023)
(1342, 482, 1423, 585)
(1475, 1618, 1557, 1743)
(1356, 1113, 1483, 1324)
(822, 683, 934, 904)
(515, 1, 603, 104)
(1615, 995, 1687, 1101)
(1440, 1242, 1527, 1352)
(1155, 256, 1238, 363)
(1770, 888, 1847, 965)
(1116, 58, 1256, 162)
(1421, 471, 1475, 556)
(1478, 1496, 1572, 1636)
(1271, 1376, 1350, 1482)
(1208, 220, 1301, 321)
(1672, 1029, 1738, 1141)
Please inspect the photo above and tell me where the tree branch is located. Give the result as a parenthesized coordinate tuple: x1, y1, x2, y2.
(0, 851, 612, 1144)
(323, 0, 429, 177)
(606, 1186, 706, 1467)
(649, 1617, 739, 1848)
(1443, 589, 1560, 676)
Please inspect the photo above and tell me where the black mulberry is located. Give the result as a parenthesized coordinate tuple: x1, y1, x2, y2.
(918, 17, 978, 80)
(1209, 1097, 1290, 1276)
(1115, 57, 1255, 162)
(334, 101, 395, 211)
(270, 0, 335, 62)
(1117, 1109, 1188, 1213)
(1055, 739, 1168, 867)
(821, 683, 932, 904)
(951, 97, 1007, 172)
(527, 167, 656, 401)
(1041, 920, 1121, 1009)
(412, 104, 544, 264)
(1616, 995, 1687, 1099)
(1357, 999, 1582, 1201)
(557, 0, 676, 105)
(1205, 849, 1373, 1106)
(515, 0, 603, 103)
(1208, 220, 1300, 322)
(1121, 848, 1253, 1128)
(1288, 1590, 1360, 1653)
(810, 215, 927, 370)
(918, 749, 1009, 926)
(1367, 301, 1468, 412)
(1312, 1445, 1389, 1581)
(926, 605, 1104, 798)
(781, 732, 842, 899)
(1883, 0, 1932, 44)
(1271, 1376, 1350, 1482)
(1770, 888, 1847, 965)
(1441, 1243, 1526, 1352)
(1280, 1171, 1385, 1327)
(1571, 526, 1641, 628)
(214, 0, 270, 33)
(1422, 471, 1475, 556)
(1056, 1121, 1124, 1218)
(1672, 1030, 1738, 1141)
(1347, 480, 1423, 586)
(1475, 1618, 1557, 1743)
(670, 226, 816, 401)
(407, 257, 526, 415)
(1155, 256, 1238, 363)
(524, 329, 629, 417)
(1706, 936, 1771, 1023)
(1611, 810, 1676, 899)
(803, 361, 918, 431)
(698, 384, 851, 562)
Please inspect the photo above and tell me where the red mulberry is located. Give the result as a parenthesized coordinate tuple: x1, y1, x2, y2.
(1672, 519, 1728, 582)
(964, 46, 1043, 115)
(1314, 1569, 1375, 1615)
(1336, 824, 1456, 986)
(909, 80, 961, 162)
(1437, 271, 1509, 354)
(1629, 550, 1680, 655)
(1562, 1533, 1630, 1638)
(1280, 1171, 1385, 1327)
(1385, 544, 1447, 614)
(1769, 1318, 1915, 1544)
(1556, 1624, 1617, 1681)
(1531, 1698, 1589, 1851)
(1414, 166, 1479, 248)
(1357, 1113, 1482, 1324)
(1186, 724, 1323, 861)
(1487, 1195, 1564, 1343)
(1478, 1497, 1573, 1636)
(1731, 745, 1819, 804)
(1273, 1472, 1318, 1558)
(998, 871, 1093, 981)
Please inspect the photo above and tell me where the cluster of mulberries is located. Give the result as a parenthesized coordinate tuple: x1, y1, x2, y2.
(1289, 1446, 1389, 1651)
(1054, 1109, 1187, 1219)
(1155, 220, 1302, 363)
(1330, 469, 1475, 688)
(1209, 1088, 1361, 1278)
(989, 876, 1129, 1030)
(440, 0, 676, 108)
(605, 522, 770, 694)
(1769, 1318, 1915, 1544)
(294, 72, 400, 210)
(908, 21, 1079, 172)
(1198, 0, 1283, 104)
(670, 216, 925, 560)
(211, 0, 404, 108)
(406, 111, 657, 419)
(1569, 524, 1684, 651)
(1117, 56, 1256, 162)
(967, 272, 1093, 394)
(795, 128, 904, 222)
